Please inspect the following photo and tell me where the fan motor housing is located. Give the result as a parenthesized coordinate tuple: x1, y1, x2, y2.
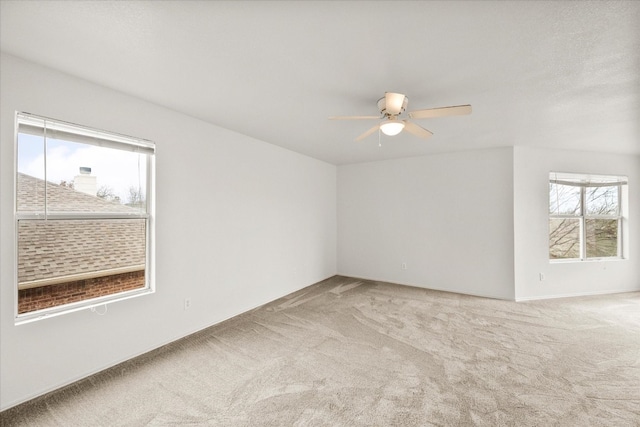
(377, 95, 408, 117)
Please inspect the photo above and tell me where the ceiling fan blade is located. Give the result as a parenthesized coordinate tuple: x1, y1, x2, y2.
(408, 104, 472, 119)
(385, 92, 406, 116)
(328, 115, 380, 120)
(403, 121, 433, 140)
(355, 124, 381, 141)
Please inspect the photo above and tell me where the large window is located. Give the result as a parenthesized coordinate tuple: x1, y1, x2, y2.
(549, 172, 627, 261)
(15, 112, 155, 323)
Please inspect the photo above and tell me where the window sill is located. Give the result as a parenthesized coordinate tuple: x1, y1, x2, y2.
(15, 286, 154, 325)
(549, 257, 625, 264)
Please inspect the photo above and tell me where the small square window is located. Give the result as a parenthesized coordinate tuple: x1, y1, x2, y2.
(549, 218, 581, 259)
(548, 172, 626, 262)
(585, 219, 618, 258)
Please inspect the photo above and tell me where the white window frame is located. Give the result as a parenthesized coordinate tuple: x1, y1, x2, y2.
(549, 172, 627, 262)
(14, 112, 155, 324)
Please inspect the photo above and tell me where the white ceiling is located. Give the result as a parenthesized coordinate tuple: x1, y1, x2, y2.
(1, 1, 639, 165)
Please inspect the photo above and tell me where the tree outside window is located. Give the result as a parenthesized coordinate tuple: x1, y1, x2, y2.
(549, 173, 625, 261)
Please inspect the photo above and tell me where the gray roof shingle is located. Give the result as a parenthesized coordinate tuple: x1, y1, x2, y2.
(17, 174, 146, 287)
(17, 172, 141, 213)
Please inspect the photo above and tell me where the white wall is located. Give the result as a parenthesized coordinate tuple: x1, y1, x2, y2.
(0, 53, 337, 410)
(337, 147, 515, 300)
(513, 146, 640, 300)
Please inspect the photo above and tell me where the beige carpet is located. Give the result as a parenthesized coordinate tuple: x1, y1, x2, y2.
(2, 276, 639, 426)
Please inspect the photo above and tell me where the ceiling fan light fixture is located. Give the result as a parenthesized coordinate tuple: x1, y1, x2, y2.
(380, 120, 405, 136)
(329, 92, 471, 142)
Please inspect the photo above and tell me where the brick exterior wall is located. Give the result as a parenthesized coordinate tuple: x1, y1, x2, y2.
(18, 270, 145, 314)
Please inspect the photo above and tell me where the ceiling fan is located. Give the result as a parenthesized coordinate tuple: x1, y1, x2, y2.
(329, 92, 471, 141)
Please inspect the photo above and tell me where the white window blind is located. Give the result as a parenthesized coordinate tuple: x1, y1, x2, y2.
(17, 112, 155, 155)
(549, 172, 628, 188)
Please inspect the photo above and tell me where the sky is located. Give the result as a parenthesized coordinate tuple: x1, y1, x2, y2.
(17, 133, 147, 203)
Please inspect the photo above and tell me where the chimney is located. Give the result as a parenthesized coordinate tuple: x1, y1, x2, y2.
(74, 167, 97, 196)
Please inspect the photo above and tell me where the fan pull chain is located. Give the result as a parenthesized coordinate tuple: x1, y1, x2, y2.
(378, 128, 382, 147)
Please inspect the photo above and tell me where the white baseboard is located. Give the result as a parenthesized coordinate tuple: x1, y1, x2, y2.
(336, 273, 514, 301)
(515, 287, 640, 302)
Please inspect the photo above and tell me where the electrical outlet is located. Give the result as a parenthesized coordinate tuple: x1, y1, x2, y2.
(184, 298, 191, 310)
(401, 262, 407, 270)
(539, 273, 545, 281)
